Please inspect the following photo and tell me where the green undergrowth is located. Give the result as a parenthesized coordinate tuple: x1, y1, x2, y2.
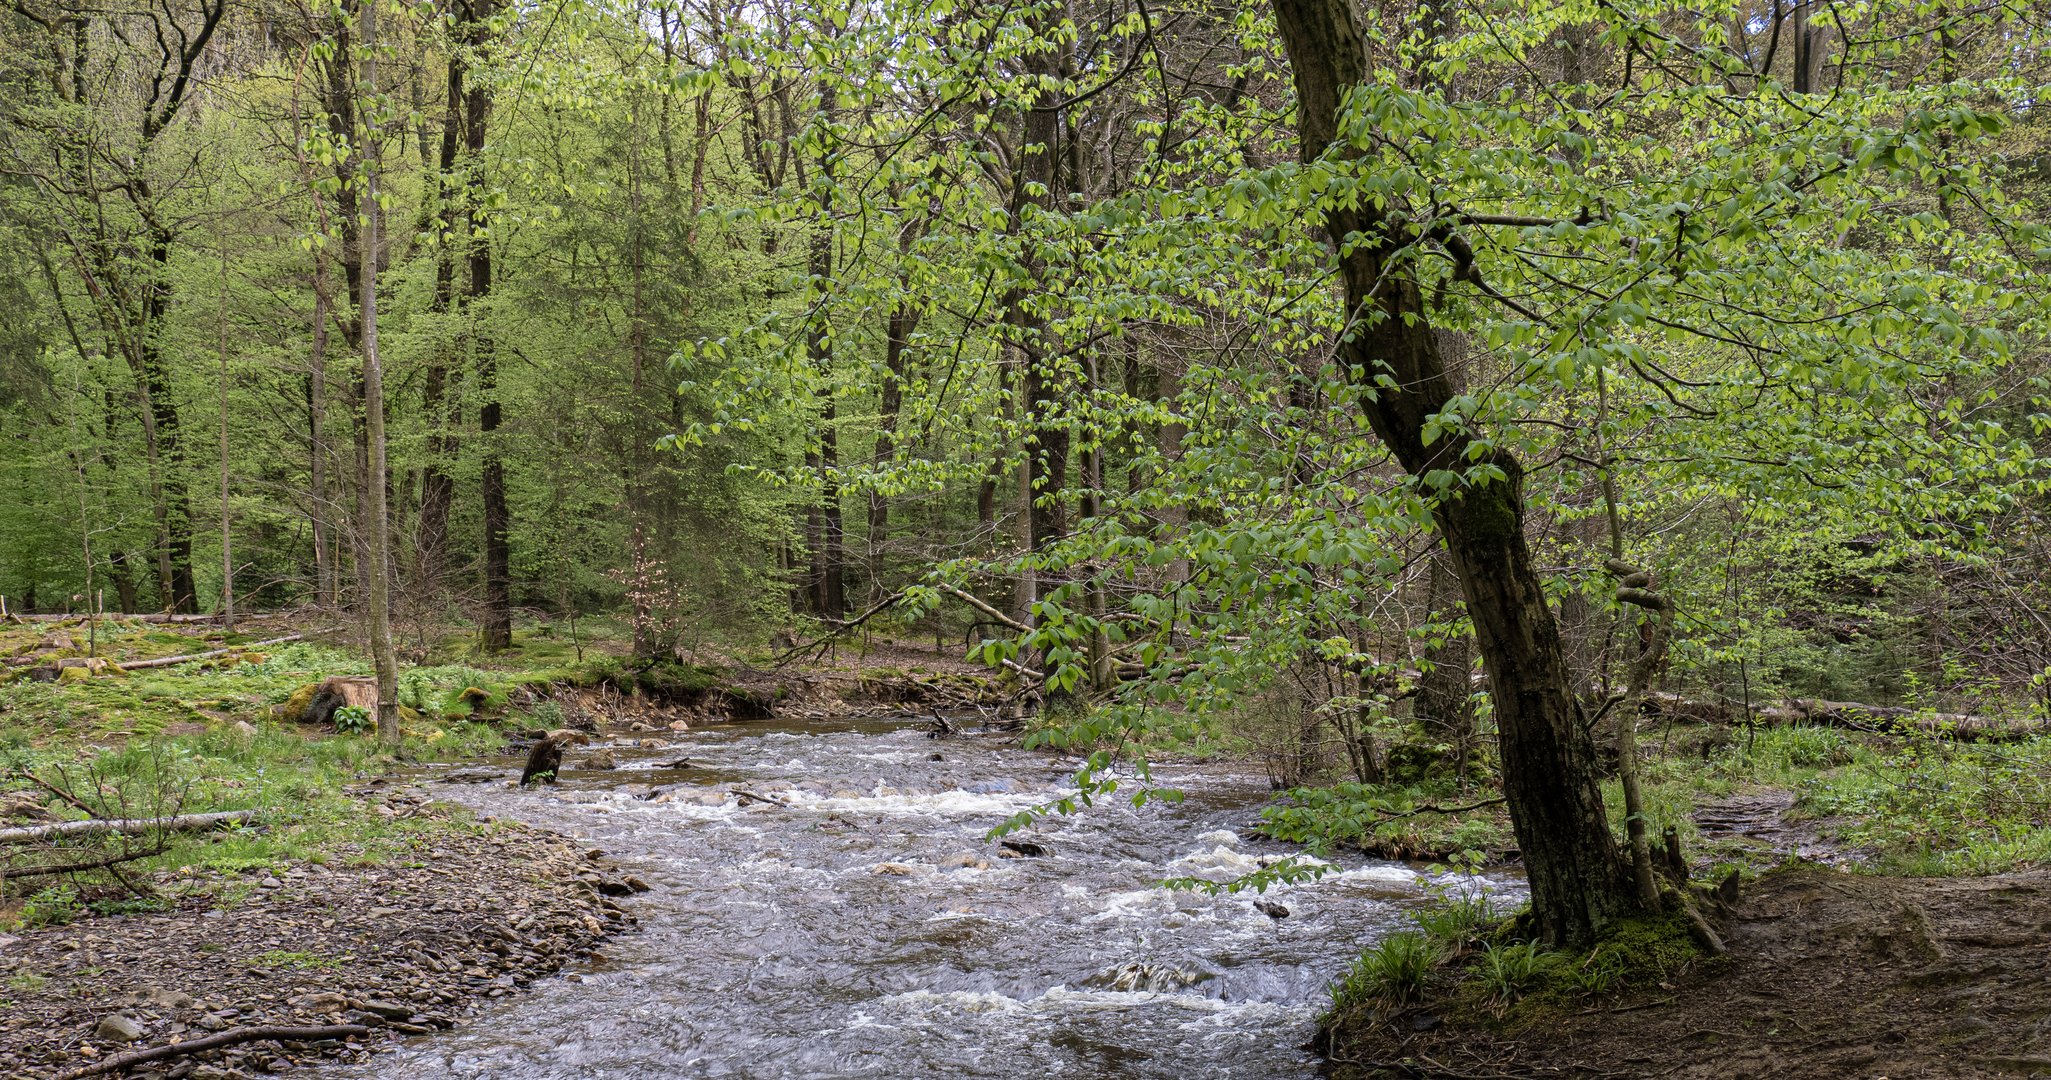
(1636, 722, 2051, 875)
(0, 719, 509, 930)
(1259, 720, 2051, 881)
(0, 635, 567, 931)
(0, 640, 370, 738)
(0, 618, 285, 667)
(1326, 895, 1708, 1038)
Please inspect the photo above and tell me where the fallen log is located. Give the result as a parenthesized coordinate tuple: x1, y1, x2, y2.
(116, 634, 306, 671)
(1643, 691, 2037, 743)
(14, 612, 288, 624)
(57, 1023, 371, 1079)
(0, 810, 256, 846)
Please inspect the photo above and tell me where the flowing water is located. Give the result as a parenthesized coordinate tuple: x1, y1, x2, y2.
(331, 715, 1521, 1079)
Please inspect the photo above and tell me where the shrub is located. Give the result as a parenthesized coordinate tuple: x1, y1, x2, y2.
(331, 704, 372, 733)
(17, 885, 81, 928)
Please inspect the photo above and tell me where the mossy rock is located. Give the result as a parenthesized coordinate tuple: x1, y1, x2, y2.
(277, 681, 321, 722)
(1382, 738, 1449, 784)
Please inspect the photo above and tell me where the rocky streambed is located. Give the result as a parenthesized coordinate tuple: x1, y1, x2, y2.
(0, 793, 633, 1079)
(313, 714, 1521, 1079)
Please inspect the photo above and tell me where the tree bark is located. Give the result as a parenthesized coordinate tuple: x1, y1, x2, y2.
(1269, 0, 1633, 945)
(358, 0, 400, 747)
(868, 297, 912, 607)
(413, 40, 467, 600)
(1416, 549, 1474, 767)
(467, 0, 511, 651)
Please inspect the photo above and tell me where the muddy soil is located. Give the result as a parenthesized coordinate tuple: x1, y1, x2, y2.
(0, 795, 634, 1079)
(1329, 867, 2051, 1079)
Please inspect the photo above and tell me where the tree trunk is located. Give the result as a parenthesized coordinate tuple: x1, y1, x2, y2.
(216, 236, 234, 630)
(1269, 0, 1633, 946)
(1007, 2, 1068, 642)
(868, 299, 911, 606)
(800, 108, 845, 621)
(466, 0, 511, 651)
(1416, 549, 1474, 767)
(413, 48, 465, 600)
(357, 0, 400, 748)
(141, 224, 198, 614)
(308, 245, 335, 608)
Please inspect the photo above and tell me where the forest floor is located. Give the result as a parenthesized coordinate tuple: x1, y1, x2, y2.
(1328, 865, 2051, 1079)
(0, 813, 631, 1079)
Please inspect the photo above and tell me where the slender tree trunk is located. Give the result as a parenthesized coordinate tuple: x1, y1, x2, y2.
(466, 0, 511, 651)
(414, 16, 467, 595)
(217, 232, 234, 630)
(1004, 3, 1068, 642)
(801, 108, 845, 621)
(141, 225, 198, 613)
(358, 0, 400, 747)
(309, 246, 335, 607)
(868, 300, 911, 606)
(1270, 0, 1634, 945)
(1416, 548, 1473, 769)
(626, 94, 659, 659)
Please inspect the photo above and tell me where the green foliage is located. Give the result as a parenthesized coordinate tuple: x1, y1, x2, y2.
(1472, 941, 1556, 1012)
(1329, 932, 1442, 1012)
(1410, 889, 1498, 952)
(12, 885, 81, 929)
(1802, 737, 2051, 874)
(249, 949, 346, 971)
(1258, 780, 1512, 863)
(330, 704, 372, 733)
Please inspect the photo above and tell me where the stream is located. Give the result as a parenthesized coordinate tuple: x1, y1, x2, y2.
(329, 715, 1522, 1078)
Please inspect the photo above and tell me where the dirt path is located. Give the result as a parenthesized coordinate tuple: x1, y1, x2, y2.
(1331, 867, 2051, 1079)
(0, 793, 637, 1079)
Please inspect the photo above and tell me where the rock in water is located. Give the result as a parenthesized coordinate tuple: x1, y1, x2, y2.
(95, 1013, 145, 1042)
(584, 748, 618, 771)
(1253, 900, 1290, 919)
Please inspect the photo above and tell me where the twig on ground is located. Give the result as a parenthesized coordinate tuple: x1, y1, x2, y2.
(56, 1023, 373, 1079)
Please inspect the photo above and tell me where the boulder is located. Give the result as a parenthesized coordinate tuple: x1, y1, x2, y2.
(584, 748, 618, 771)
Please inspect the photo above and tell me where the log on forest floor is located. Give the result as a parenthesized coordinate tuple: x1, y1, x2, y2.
(9, 612, 291, 624)
(0, 810, 256, 846)
(115, 634, 307, 671)
(1644, 691, 2038, 742)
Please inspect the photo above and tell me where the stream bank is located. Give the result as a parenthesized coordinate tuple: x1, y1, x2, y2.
(0, 808, 630, 1079)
